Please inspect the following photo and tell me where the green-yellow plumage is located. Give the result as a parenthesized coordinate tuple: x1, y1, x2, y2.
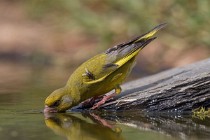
(44, 23, 166, 113)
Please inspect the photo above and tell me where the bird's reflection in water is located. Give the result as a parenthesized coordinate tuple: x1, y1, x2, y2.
(44, 112, 123, 140)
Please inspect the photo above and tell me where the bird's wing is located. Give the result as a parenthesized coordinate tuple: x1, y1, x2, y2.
(83, 23, 166, 84)
(82, 55, 120, 84)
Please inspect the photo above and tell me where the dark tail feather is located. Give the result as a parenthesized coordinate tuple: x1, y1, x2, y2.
(106, 23, 167, 54)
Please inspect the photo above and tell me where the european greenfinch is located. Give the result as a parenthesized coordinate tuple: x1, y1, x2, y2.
(44, 23, 166, 113)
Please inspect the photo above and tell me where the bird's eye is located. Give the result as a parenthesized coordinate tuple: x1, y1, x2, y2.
(51, 100, 60, 107)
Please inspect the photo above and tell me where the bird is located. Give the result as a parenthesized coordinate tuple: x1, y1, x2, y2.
(44, 23, 166, 113)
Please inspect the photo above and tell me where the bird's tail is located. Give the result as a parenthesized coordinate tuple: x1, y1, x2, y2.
(105, 23, 167, 65)
(133, 23, 167, 44)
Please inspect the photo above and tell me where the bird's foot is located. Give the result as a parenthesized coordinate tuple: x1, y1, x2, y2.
(91, 93, 116, 109)
(81, 95, 105, 108)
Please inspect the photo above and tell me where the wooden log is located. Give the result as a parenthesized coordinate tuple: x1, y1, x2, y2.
(100, 58, 210, 112)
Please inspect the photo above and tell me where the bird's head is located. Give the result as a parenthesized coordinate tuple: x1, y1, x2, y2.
(44, 88, 73, 113)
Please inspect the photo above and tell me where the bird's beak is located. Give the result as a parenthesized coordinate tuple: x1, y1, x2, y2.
(44, 105, 58, 113)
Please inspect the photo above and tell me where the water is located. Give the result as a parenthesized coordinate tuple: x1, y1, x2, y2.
(0, 62, 210, 140)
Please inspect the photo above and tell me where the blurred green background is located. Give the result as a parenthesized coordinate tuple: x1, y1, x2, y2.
(0, 0, 210, 81)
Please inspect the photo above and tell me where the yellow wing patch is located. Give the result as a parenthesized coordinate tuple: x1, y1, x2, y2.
(115, 48, 141, 66)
